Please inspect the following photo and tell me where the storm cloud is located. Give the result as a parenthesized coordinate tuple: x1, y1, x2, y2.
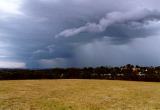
(56, 9, 160, 38)
(1, 0, 160, 68)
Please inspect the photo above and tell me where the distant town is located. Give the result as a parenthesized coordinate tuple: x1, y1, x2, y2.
(0, 64, 160, 81)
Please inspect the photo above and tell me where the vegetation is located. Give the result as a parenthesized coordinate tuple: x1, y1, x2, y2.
(0, 64, 160, 81)
(0, 79, 160, 110)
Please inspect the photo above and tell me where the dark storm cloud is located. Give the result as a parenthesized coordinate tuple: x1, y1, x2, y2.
(1, 0, 160, 68)
(56, 9, 160, 38)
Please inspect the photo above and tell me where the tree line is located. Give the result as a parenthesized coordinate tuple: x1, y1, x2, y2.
(0, 64, 160, 81)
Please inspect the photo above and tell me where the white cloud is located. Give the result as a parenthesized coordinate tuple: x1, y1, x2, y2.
(0, 61, 26, 68)
(0, 0, 22, 15)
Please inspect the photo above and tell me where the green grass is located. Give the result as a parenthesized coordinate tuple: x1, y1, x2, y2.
(0, 79, 160, 110)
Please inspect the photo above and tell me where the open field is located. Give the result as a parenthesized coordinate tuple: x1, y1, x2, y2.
(0, 80, 160, 110)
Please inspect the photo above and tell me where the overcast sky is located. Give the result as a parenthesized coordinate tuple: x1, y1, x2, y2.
(1, 0, 160, 68)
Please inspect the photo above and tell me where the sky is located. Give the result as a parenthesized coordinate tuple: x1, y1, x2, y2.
(1, 0, 160, 68)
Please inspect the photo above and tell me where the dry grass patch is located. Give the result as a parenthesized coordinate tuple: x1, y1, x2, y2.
(0, 79, 160, 110)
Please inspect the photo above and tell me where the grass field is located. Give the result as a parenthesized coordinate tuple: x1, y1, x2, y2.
(0, 80, 160, 110)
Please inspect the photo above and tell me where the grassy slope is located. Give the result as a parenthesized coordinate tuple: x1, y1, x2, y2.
(0, 79, 160, 110)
